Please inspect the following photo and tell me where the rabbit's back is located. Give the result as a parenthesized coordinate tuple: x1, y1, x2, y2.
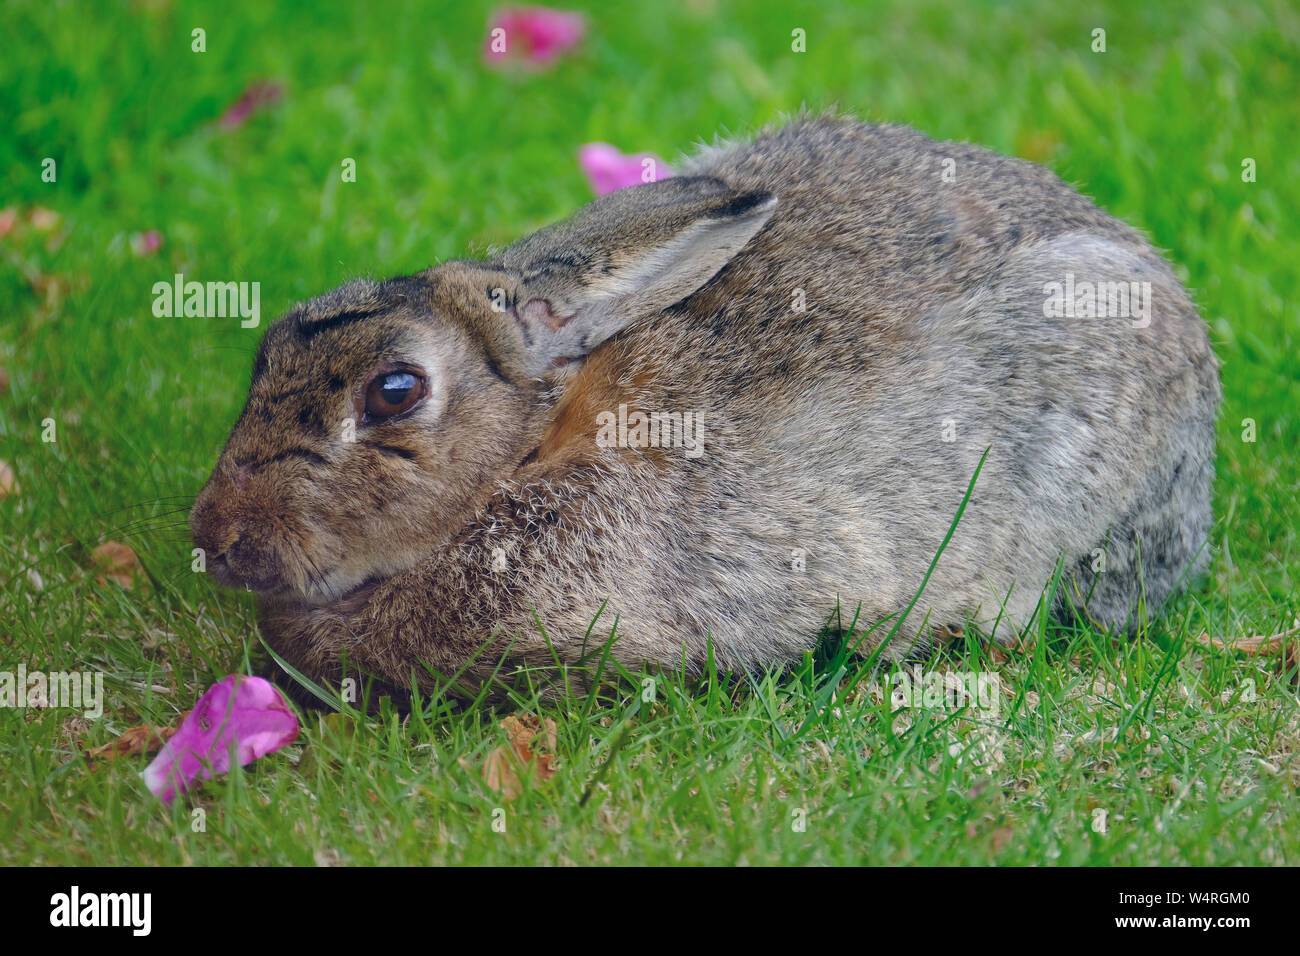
(599, 116, 1220, 660)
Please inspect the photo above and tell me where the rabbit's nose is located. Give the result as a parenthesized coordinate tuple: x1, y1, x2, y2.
(220, 534, 283, 592)
(190, 500, 283, 592)
(189, 499, 231, 559)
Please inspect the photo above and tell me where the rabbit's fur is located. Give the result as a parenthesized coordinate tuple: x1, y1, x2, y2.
(190, 115, 1220, 699)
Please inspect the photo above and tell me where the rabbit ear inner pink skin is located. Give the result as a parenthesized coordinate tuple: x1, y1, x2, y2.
(141, 675, 298, 803)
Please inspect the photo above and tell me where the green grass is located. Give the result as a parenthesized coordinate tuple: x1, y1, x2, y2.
(1, 0, 1297, 865)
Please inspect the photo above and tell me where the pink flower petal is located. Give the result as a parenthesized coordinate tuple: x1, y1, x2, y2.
(130, 230, 163, 258)
(141, 675, 298, 803)
(217, 80, 284, 130)
(485, 7, 585, 66)
(577, 142, 674, 195)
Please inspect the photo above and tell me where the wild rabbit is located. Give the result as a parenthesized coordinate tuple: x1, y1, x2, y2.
(189, 114, 1220, 700)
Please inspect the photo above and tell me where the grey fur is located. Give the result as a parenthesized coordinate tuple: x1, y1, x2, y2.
(190, 114, 1220, 698)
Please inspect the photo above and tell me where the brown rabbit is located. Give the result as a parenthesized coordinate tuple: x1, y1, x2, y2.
(189, 114, 1220, 701)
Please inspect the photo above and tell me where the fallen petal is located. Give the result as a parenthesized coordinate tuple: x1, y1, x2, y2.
(130, 230, 163, 258)
(485, 7, 585, 66)
(577, 142, 673, 195)
(217, 80, 284, 130)
(141, 675, 298, 802)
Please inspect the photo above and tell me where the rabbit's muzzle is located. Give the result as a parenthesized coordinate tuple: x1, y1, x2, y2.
(205, 535, 282, 592)
(188, 470, 316, 595)
(190, 500, 287, 592)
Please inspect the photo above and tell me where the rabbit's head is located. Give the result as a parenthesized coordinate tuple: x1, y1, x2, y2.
(189, 176, 775, 602)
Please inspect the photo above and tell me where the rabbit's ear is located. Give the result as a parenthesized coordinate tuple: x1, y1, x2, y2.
(501, 177, 776, 374)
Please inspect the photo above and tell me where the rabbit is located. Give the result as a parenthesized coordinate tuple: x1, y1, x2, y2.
(189, 113, 1220, 702)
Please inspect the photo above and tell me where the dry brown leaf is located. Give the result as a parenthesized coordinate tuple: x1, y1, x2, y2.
(0, 460, 16, 499)
(31, 273, 66, 300)
(991, 825, 1014, 854)
(980, 633, 1034, 664)
(482, 713, 558, 799)
(91, 540, 142, 588)
(1011, 636, 1037, 656)
(1016, 129, 1062, 163)
(85, 710, 190, 762)
(1196, 624, 1300, 689)
(932, 623, 964, 646)
(481, 747, 521, 799)
(1194, 624, 1298, 656)
(0, 366, 9, 392)
(29, 206, 60, 231)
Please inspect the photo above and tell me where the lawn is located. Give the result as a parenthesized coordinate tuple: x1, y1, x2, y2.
(0, 0, 1296, 865)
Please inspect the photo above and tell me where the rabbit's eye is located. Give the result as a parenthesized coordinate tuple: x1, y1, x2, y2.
(363, 371, 424, 421)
